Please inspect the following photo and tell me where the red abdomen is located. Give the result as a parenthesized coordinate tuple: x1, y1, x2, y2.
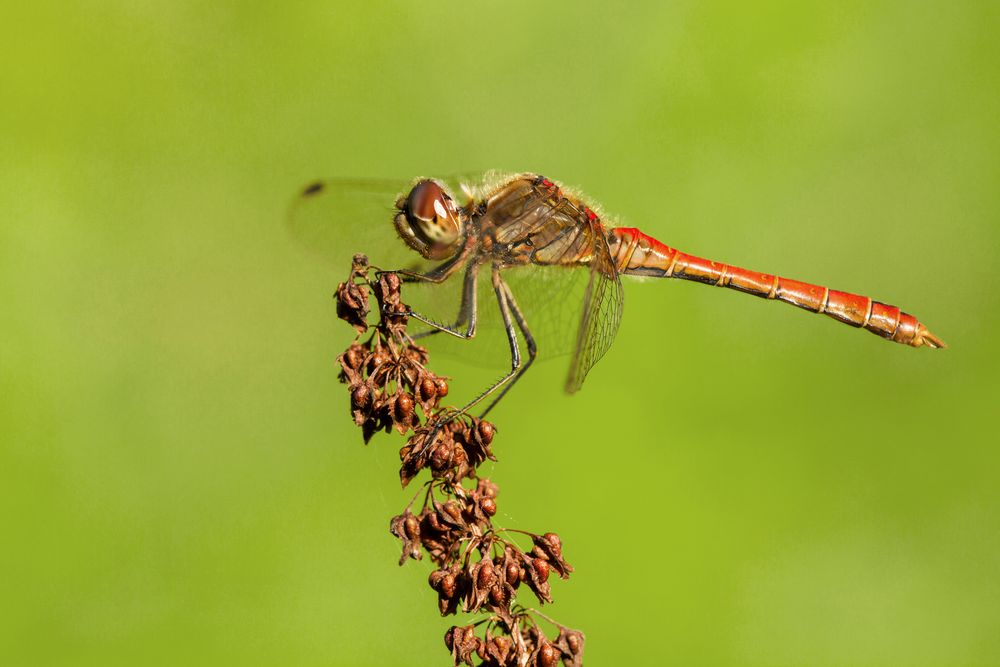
(607, 227, 944, 349)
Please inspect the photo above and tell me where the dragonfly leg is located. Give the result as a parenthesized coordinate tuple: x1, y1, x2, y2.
(444, 264, 528, 419)
(386, 246, 469, 284)
(373, 248, 479, 339)
(402, 260, 479, 340)
(477, 278, 536, 418)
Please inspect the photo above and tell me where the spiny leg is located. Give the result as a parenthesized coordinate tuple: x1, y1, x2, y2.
(411, 258, 479, 341)
(377, 252, 479, 340)
(441, 263, 525, 419)
(382, 246, 467, 284)
(478, 278, 537, 418)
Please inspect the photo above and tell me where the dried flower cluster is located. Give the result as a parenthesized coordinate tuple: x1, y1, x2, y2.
(335, 254, 585, 667)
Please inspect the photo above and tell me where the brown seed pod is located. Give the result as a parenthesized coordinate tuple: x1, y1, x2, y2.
(505, 562, 521, 588)
(476, 559, 495, 590)
(434, 377, 449, 398)
(533, 558, 550, 583)
(430, 442, 453, 473)
(403, 514, 420, 540)
(417, 375, 437, 403)
(439, 573, 457, 599)
(389, 510, 422, 565)
(393, 392, 413, 422)
(541, 532, 562, 556)
(484, 634, 512, 665)
(366, 346, 389, 375)
(350, 383, 371, 411)
(537, 641, 560, 667)
(441, 500, 463, 524)
(334, 280, 369, 333)
(342, 343, 365, 371)
(477, 420, 495, 446)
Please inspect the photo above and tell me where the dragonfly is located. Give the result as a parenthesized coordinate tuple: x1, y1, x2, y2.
(290, 172, 944, 416)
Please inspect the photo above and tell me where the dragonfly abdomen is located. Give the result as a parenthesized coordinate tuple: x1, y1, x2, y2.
(608, 227, 945, 349)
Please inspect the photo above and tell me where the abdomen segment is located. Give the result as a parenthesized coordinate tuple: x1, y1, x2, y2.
(608, 227, 945, 349)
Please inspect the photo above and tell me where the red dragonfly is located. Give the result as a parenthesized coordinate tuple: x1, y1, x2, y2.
(290, 172, 944, 415)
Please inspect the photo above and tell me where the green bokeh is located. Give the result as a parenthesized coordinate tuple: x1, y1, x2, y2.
(3, 2, 998, 665)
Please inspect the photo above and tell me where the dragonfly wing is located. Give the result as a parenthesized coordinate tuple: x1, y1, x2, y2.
(434, 261, 587, 368)
(287, 174, 496, 273)
(288, 176, 481, 329)
(287, 177, 441, 274)
(564, 226, 624, 393)
(287, 173, 624, 394)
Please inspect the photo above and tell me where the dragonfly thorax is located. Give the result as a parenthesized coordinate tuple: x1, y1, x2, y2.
(394, 179, 464, 260)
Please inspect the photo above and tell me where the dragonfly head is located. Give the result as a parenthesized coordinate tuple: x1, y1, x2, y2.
(394, 179, 464, 260)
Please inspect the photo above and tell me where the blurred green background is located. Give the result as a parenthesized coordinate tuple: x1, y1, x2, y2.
(2, 1, 998, 665)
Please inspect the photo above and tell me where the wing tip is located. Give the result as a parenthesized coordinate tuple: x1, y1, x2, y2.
(301, 180, 326, 197)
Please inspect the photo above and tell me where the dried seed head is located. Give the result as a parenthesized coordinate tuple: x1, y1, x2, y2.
(445, 624, 480, 665)
(434, 565, 463, 616)
(554, 627, 586, 667)
(531, 532, 573, 578)
(484, 634, 513, 665)
(333, 256, 584, 663)
(521, 551, 553, 603)
(334, 279, 369, 333)
(389, 510, 422, 565)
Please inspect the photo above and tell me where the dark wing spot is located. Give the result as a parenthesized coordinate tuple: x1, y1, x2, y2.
(302, 181, 325, 197)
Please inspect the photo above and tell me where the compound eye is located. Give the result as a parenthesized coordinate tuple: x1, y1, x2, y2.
(395, 180, 462, 259)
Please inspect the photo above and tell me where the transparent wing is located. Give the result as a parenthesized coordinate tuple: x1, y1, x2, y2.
(287, 177, 431, 273)
(286, 174, 624, 395)
(287, 176, 486, 329)
(286, 174, 489, 271)
(563, 225, 625, 393)
(428, 261, 593, 368)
